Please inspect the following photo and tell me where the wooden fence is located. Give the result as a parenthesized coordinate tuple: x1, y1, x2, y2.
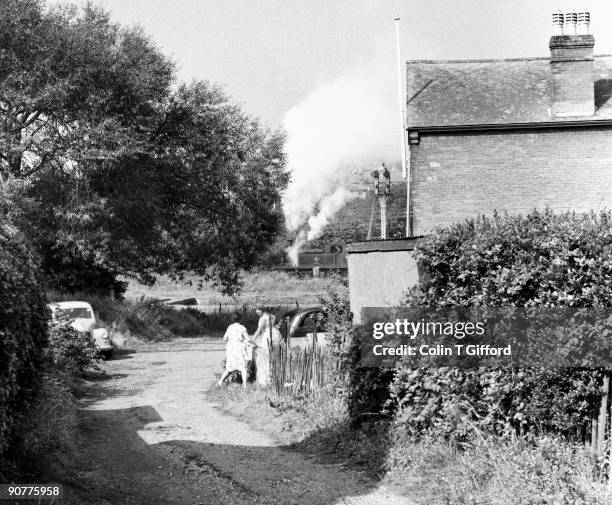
(268, 338, 327, 397)
(590, 374, 612, 458)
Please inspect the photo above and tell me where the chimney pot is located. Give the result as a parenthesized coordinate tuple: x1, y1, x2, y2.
(552, 10, 564, 36)
(564, 11, 578, 35)
(577, 10, 590, 34)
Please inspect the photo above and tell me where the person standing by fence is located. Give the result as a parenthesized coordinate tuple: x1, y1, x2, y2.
(217, 312, 249, 389)
(252, 306, 281, 386)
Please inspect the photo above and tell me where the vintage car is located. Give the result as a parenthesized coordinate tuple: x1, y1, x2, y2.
(48, 301, 114, 360)
(278, 306, 328, 349)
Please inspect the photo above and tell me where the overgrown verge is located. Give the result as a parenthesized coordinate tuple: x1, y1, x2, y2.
(386, 431, 608, 504)
(12, 321, 103, 478)
(124, 269, 341, 307)
(15, 369, 79, 478)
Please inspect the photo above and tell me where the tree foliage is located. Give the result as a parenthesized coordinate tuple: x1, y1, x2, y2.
(0, 0, 288, 294)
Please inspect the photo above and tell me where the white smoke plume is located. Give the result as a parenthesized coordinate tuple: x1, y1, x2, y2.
(286, 232, 306, 267)
(306, 187, 364, 241)
(282, 63, 399, 241)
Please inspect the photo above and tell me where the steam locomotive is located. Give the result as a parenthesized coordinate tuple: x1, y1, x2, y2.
(278, 243, 348, 274)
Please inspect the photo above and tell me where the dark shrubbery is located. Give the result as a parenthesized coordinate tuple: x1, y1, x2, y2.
(405, 209, 612, 308)
(385, 366, 603, 444)
(384, 210, 612, 441)
(318, 283, 394, 422)
(0, 224, 48, 461)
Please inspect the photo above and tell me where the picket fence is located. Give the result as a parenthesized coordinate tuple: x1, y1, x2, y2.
(268, 336, 327, 397)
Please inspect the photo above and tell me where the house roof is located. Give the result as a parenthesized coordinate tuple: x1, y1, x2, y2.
(406, 55, 612, 128)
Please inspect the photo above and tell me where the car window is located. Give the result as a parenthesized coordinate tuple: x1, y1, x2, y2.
(299, 314, 315, 328)
(56, 307, 93, 321)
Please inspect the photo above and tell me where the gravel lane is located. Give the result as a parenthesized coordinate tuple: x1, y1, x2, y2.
(64, 338, 413, 505)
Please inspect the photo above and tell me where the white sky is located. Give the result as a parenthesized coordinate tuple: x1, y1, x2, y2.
(52, 1, 612, 127)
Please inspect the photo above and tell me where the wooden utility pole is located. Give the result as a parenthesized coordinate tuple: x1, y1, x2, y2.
(366, 200, 375, 240)
(380, 195, 388, 239)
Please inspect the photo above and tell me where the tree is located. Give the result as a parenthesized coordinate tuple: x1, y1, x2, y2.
(0, 0, 172, 178)
(0, 0, 288, 294)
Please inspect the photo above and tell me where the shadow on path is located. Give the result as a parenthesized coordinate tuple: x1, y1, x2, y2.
(62, 404, 399, 505)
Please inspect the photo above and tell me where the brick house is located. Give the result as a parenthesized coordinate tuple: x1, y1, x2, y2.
(405, 11, 612, 236)
(347, 11, 612, 321)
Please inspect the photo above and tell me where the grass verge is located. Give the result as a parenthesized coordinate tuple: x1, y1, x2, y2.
(210, 385, 612, 504)
(16, 370, 78, 477)
(386, 430, 610, 504)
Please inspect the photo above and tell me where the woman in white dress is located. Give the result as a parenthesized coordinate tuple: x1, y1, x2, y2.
(252, 307, 281, 386)
(217, 312, 249, 388)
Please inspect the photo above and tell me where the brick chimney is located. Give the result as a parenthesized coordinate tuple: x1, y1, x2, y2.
(549, 10, 595, 117)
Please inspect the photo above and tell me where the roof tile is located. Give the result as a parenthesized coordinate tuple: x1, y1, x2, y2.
(407, 56, 612, 127)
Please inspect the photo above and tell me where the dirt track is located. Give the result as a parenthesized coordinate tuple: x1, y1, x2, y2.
(63, 338, 412, 505)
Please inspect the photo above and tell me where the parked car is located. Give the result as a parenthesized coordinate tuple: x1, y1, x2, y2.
(48, 301, 114, 360)
(278, 306, 328, 349)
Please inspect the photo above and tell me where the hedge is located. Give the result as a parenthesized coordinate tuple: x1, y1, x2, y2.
(349, 210, 612, 438)
(405, 209, 612, 308)
(0, 224, 48, 459)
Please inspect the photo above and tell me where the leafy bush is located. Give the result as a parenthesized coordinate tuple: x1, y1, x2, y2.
(317, 286, 396, 422)
(45, 323, 100, 376)
(319, 280, 352, 381)
(41, 250, 128, 299)
(0, 224, 48, 460)
(404, 209, 612, 308)
(383, 210, 612, 441)
(386, 366, 603, 443)
(342, 211, 612, 440)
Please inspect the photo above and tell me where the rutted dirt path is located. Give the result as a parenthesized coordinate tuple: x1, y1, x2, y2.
(63, 338, 412, 505)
